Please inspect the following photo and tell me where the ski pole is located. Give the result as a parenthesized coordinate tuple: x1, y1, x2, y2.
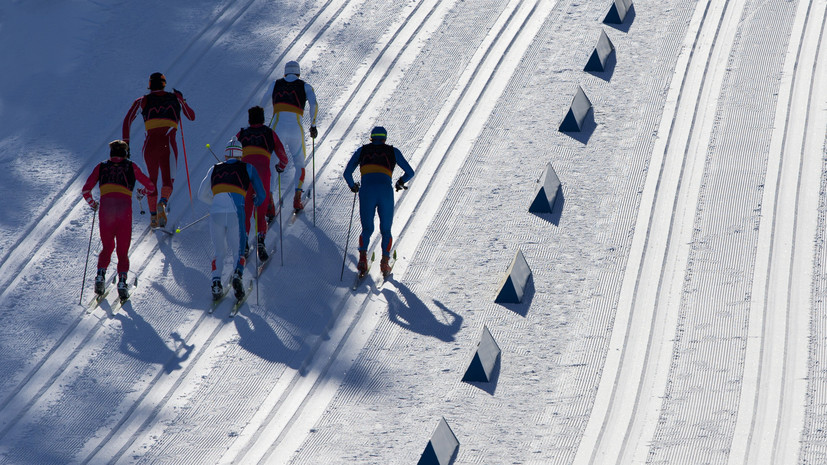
(137, 191, 146, 215)
(340, 190, 357, 281)
(80, 209, 97, 305)
(278, 173, 284, 266)
(205, 143, 221, 162)
(173, 212, 209, 234)
(254, 210, 260, 303)
(312, 137, 316, 226)
(178, 118, 194, 207)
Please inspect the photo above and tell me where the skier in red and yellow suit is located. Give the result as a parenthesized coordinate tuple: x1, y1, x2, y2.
(82, 140, 155, 300)
(122, 72, 195, 228)
(236, 106, 288, 263)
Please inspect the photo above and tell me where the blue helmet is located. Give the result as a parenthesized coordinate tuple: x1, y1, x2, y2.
(370, 126, 387, 141)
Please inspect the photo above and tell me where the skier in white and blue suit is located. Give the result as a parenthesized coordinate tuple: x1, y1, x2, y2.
(198, 138, 266, 300)
(343, 126, 415, 277)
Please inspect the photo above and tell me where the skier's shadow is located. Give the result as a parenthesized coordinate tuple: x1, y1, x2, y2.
(233, 310, 304, 369)
(113, 302, 194, 373)
(382, 280, 462, 342)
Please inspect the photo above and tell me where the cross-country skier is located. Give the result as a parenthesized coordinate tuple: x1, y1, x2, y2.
(82, 140, 156, 300)
(122, 72, 196, 229)
(236, 106, 288, 262)
(343, 126, 415, 277)
(269, 60, 318, 214)
(197, 138, 266, 301)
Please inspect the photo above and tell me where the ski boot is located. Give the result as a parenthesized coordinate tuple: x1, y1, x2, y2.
(293, 189, 304, 211)
(117, 272, 129, 301)
(380, 255, 392, 278)
(211, 278, 223, 301)
(266, 197, 276, 224)
(94, 269, 106, 296)
(150, 214, 159, 229)
(357, 251, 368, 278)
(232, 269, 245, 300)
(257, 233, 269, 262)
(157, 199, 168, 228)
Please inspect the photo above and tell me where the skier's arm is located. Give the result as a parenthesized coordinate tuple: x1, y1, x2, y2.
(395, 148, 415, 183)
(172, 89, 195, 121)
(81, 164, 101, 209)
(342, 148, 361, 189)
(132, 163, 156, 196)
(122, 97, 143, 143)
(267, 81, 277, 115)
(197, 167, 214, 205)
(305, 83, 318, 127)
(247, 164, 266, 207)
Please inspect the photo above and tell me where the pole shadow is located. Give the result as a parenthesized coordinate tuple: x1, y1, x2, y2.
(383, 280, 462, 342)
(113, 302, 194, 373)
(233, 310, 304, 369)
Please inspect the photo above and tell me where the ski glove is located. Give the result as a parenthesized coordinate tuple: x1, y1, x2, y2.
(276, 163, 285, 173)
(395, 179, 408, 192)
(309, 126, 318, 139)
(350, 182, 360, 193)
(87, 198, 99, 211)
(173, 88, 185, 101)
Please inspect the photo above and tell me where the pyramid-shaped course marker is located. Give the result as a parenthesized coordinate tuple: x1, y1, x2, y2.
(584, 29, 615, 72)
(604, 0, 633, 24)
(462, 325, 501, 383)
(417, 417, 459, 465)
(495, 249, 532, 304)
(529, 162, 561, 214)
(559, 85, 592, 132)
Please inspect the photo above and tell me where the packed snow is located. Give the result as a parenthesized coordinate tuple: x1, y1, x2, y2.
(0, 0, 826, 463)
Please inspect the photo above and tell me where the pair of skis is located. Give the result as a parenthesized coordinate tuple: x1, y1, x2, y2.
(85, 275, 137, 314)
(209, 278, 254, 317)
(351, 251, 397, 290)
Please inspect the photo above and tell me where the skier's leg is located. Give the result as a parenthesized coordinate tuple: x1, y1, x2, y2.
(159, 131, 174, 201)
(115, 204, 132, 274)
(234, 204, 247, 270)
(143, 137, 161, 211)
(97, 208, 116, 270)
(256, 165, 272, 236)
(358, 187, 378, 251)
(377, 185, 394, 257)
(210, 213, 227, 280)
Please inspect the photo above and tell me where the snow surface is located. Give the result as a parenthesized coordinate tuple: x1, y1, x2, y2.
(0, 0, 826, 463)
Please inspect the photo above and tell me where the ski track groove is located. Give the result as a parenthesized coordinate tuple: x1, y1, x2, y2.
(729, 0, 826, 462)
(69, 0, 470, 462)
(0, 0, 357, 460)
(648, 0, 800, 463)
(3, 0, 820, 463)
(225, 0, 553, 462)
(573, 0, 753, 461)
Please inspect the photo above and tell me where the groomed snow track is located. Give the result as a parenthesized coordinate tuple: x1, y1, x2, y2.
(1, 0, 826, 464)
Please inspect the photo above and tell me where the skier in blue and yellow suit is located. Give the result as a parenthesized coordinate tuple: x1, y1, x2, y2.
(343, 126, 415, 277)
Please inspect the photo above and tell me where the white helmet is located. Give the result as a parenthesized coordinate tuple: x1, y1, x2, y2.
(225, 138, 242, 159)
(284, 60, 300, 76)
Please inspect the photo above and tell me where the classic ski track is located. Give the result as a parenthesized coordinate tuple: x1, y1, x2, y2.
(235, 1, 554, 463)
(731, 1, 827, 464)
(0, 0, 356, 456)
(573, 0, 751, 462)
(0, 0, 262, 298)
(72, 0, 467, 462)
